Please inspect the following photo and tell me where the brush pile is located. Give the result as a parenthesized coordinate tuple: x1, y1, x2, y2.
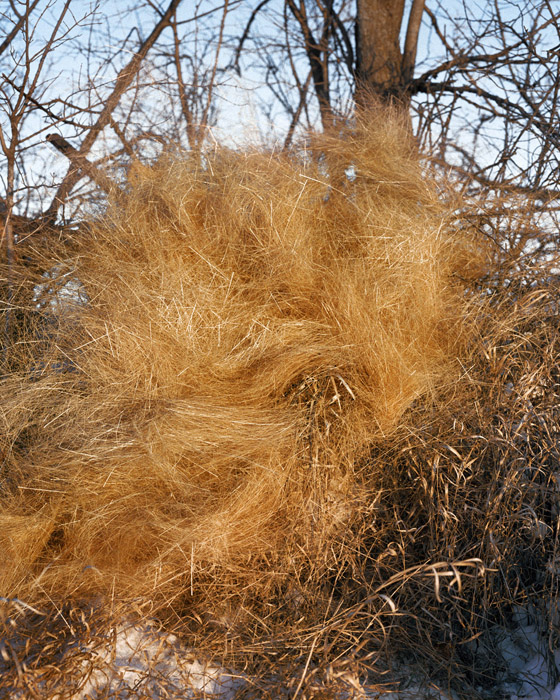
(1, 107, 559, 699)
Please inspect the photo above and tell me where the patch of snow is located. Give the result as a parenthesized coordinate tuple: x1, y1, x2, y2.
(57, 611, 560, 700)
(4, 605, 560, 698)
(495, 606, 560, 700)
(69, 620, 245, 699)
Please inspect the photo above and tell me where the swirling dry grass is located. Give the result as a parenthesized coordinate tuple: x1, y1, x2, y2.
(0, 108, 468, 609)
(4, 107, 556, 699)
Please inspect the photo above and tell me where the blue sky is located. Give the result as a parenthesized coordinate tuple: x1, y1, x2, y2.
(2, 0, 558, 215)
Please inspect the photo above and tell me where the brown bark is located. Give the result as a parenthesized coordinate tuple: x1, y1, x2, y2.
(402, 0, 426, 85)
(355, 0, 406, 103)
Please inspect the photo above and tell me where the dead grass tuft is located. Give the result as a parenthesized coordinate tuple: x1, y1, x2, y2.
(1, 106, 558, 698)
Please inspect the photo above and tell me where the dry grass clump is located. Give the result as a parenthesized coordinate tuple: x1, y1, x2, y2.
(4, 106, 559, 698)
(0, 108, 468, 609)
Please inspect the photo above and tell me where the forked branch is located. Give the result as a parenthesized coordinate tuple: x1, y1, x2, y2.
(47, 0, 185, 217)
(46, 134, 119, 195)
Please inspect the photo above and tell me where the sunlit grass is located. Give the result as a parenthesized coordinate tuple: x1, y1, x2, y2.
(1, 106, 558, 698)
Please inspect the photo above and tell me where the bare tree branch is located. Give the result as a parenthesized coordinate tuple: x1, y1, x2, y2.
(412, 80, 560, 148)
(402, 0, 425, 85)
(46, 133, 119, 195)
(199, 0, 229, 143)
(231, 0, 271, 74)
(0, 0, 40, 58)
(287, 0, 334, 128)
(283, 69, 312, 149)
(1, 73, 85, 129)
(47, 0, 185, 217)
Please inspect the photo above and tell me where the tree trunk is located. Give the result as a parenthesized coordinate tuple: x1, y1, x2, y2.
(355, 0, 406, 104)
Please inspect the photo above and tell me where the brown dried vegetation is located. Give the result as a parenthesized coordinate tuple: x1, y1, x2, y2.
(1, 108, 559, 698)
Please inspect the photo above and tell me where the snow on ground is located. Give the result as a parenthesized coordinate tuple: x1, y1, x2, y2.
(67, 619, 245, 699)
(3, 606, 560, 698)
(495, 606, 560, 700)
(64, 607, 560, 699)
